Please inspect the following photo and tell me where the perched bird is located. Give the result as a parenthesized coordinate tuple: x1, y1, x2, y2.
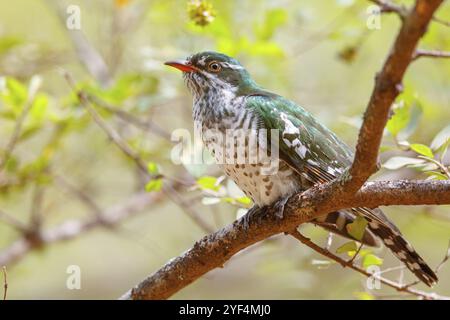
(165, 51, 438, 286)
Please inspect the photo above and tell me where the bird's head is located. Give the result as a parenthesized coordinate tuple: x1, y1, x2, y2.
(165, 51, 256, 98)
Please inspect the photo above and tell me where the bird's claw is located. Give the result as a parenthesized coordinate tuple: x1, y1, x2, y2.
(242, 206, 260, 230)
(274, 196, 289, 219)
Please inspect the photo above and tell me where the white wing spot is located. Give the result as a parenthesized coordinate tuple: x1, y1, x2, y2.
(369, 221, 379, 229)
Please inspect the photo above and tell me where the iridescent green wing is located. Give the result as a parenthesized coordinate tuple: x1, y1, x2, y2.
(246, 93, 393, 228)
(246, 93, 353, 182)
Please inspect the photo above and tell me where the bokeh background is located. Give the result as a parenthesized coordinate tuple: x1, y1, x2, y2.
(0, 0, 449, 299)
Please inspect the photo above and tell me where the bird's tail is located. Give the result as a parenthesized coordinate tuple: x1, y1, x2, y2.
(313, 211, 380, 247)
(314, 208, 438, 287)
(364, 209, 438, 287)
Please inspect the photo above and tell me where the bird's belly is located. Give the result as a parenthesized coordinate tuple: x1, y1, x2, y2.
(222, 163, 300, 207)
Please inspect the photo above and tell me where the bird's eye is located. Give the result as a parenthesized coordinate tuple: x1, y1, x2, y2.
(208, 62, 221, 72)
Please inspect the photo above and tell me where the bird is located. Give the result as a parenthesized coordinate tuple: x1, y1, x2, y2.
(165, 51, 438, 287)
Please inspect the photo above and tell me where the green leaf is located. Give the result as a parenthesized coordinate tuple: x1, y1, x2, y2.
(235, 196, 252, 206)
(386, 101, 410, 138)
(410, 143, 434, 158)
(30, 94, 48, 123)
(3, 77, 27, 112)
(254, 8, 288, 41)
(346, 216, 368, 241)
(145, 179, 163, 192)
(387, 92, 422, 140)
(0, 36, 23, 54)
(363, 253, 383, 268)
(336, 241, 358, 254)
(431, 125, 450, 151)
(424, 171, 448, 180)
(196, 176, 220, 191)
(383, 156, 425, 170)
(353, 291, 375, 300)
(147, 162, 159, 175)
(348, 248, 371, 258)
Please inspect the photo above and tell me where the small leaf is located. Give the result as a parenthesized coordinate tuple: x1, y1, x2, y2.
(387, 94, 422, 140)
(346, 216, 368, 241)
(363, 253, 383, 268)
(197, 176, 220, 191)
(410, 143, 434, 158)
(431, 125, 450, 151)
(383, 156, 425, 170)
(348, 248, 371, 258)
(424, 171, 448, 180)
(147, 162, 159, 175)
(386, 101, 409, 138)
(353, 291, 375, 300)
(235, 196, 252, 206)
(336, 241, 358, 254)
(145, 179, 163, 192)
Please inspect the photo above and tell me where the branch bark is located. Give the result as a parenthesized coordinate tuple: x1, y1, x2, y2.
(348, 0, 444, 192)
(120, 179, 450, 300)
(120, 0, 447, 300)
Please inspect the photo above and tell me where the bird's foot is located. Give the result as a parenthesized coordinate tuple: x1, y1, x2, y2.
(242, 205, 264, 230)
(273, 196, 290, 219)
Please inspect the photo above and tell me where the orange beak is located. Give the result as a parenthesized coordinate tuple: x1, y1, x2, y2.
(164, 60, 198, 72)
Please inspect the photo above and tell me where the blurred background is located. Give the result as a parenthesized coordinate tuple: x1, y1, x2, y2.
(0, 0, 449, 299)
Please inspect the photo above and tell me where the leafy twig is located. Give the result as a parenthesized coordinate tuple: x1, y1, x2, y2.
(2, 266, 7, 300)
(289, 230, 449, 300)
(0, 76, 42, 172)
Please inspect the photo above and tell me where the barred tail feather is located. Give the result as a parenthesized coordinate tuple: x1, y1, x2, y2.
(314, 211, 380, 247)
(366, 214, 438, 287)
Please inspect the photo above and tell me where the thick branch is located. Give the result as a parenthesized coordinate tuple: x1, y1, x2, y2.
(348, 0, 444, 191)
(120, 179, 450, 300)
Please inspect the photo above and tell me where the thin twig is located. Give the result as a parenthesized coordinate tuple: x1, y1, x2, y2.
(2, 266, 7, 300)
(64, 71, 148, 174)
(53, 174, 103, 216)
(87, 94, 171, 140)
(0, 76, 42, 172)
(288, 230, 449, 300)
(413, 49, 450, 61)
(30, 184, 45, 231)
(435, 240, 450, 274)
(0, 191, 164, 267)
(63, 71, 213, 233)
(0, 209, 28, 231)
(418, 155, 450, 179)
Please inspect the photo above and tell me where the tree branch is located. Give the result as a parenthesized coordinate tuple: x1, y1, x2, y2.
(288, 230, 450, 300)
(347, 0, 444, 192)
(0, 191, 164, 267)
(120, 179, 450, 300)
(413, 49, 450, 60)
(0, 76, 42, 173)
